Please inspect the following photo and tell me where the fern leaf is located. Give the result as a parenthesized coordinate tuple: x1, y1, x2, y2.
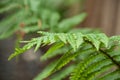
(49, 12, 60, 31)
(34, 38, 42, 52)
(38, 31, 49, 36)
(24, 38, 37, 49)
(78, 48, 96, 60)
(8, 38, 37, 60)
(42, 36, 50, 45)
(58, 12, 87, 32)
(110, 36, 120, 43)
(86, 52, 120, 80)
(113, 55, 120, 62)
(8, 48, 26, 61)
(70, 53, 105, 80)
(40, 9, 51, 23)
(108, 50, 120, 57)
(51, 49, 79, 73)
(99, 70, 120, 80)
(50, 65, 75, 80)
(75, 33, 84, 49)
(0, 3, 20, 13)
(23, 26, 40, 33)
(67, 34, 78, 51)
(87, 64, 115, 80)
(96, 33, 109, 48)
(29, 0, 40, 12)
(85, 34, 100, 50)
(85, 59, 112, 75)
(34, 61, 58, 80)
(109, 36, 120, 47)
(9, 31, 110, 60)
(41, 42, 64, 60)
(57, 33, 67, 43)
(48, 34, 56, 44)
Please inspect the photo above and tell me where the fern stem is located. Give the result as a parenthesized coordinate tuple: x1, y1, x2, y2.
(85, 40, 120, 68)
(99, 49, 120, 68)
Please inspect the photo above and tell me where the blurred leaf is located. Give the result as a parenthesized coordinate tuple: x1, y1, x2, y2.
(58, 12, 87, 32)
(34, 61, 58, 80)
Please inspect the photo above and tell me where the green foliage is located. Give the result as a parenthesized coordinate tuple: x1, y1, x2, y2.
(50, 65, 75, 80)
(8, 31, 120, 80)
(57, 13, 87, 32)
(40, 42, 65, 60)
(7, 31, 104, 60)
(0, 0, 86, 39)
(34, 60, 58, 80)
(2, 0, 120, 80)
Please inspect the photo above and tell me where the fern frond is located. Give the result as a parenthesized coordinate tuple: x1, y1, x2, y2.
(85, 34, 101, 50)
(96, 33, 109, 48)
(49, 12, 60, 31)
(8, 37, 39, 60)
(70, 49, 120, 80)
(8, 48, 27, 61)
(41, 42, 64, 61)
(110, 36, 120, 42)
(70, 53, 105, 80)
(34, 60, 58, 80)
(34, 38, 42, 52)
(8, 31, 109, 60)
(57, 33, 67, 43)
(50, 65, 75, 80)
(86, 52, 120, 80)
(50, 49, 78, 73)
(57, 12, 87, 32)
(87, 64, 115, 80)
(0, 3, 20, 13)
(99, 70, 120, 80)
(109, 36, 120, 46)
(85, 33, 109, 50)
(8, 31, 120, 80)
(23, 26, 40, 33)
